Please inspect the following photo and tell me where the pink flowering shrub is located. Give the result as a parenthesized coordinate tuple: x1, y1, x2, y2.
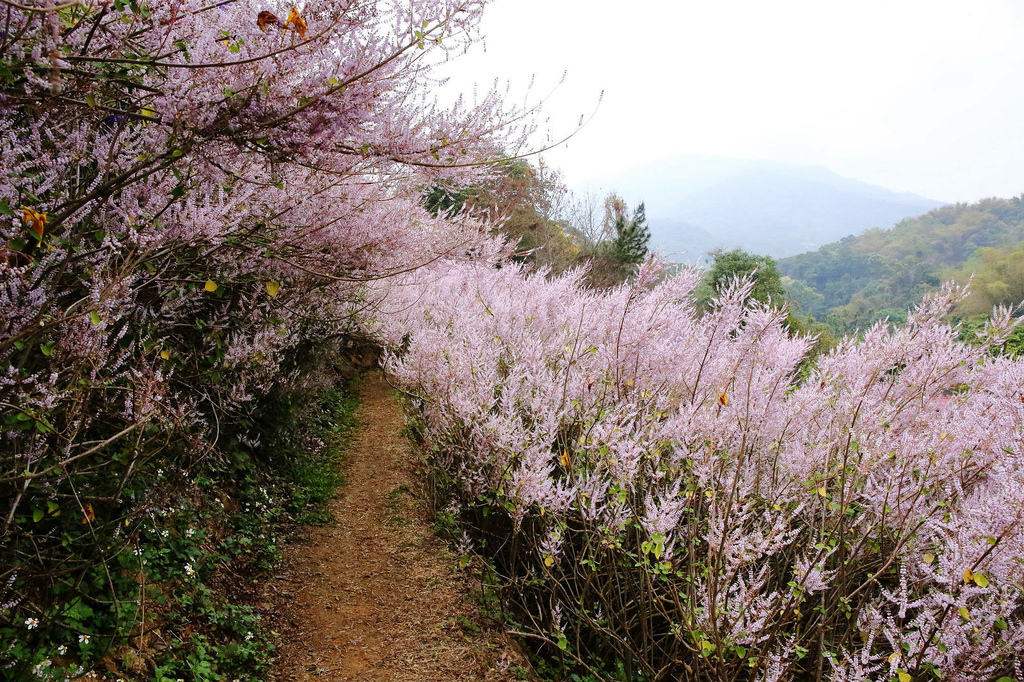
(0, 0, 521, 659)
(376, 260, 1024, 681)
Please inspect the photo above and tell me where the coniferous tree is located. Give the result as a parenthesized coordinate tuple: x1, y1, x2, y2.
(613, 201, 651, 265)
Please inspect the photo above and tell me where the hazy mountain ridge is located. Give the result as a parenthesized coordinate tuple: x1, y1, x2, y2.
(589, 156, 944, 260)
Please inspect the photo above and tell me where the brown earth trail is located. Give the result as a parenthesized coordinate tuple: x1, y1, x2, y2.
(268, 372, 530, 681)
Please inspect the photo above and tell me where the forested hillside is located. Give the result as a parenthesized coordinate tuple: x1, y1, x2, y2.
(778, 196, 1024, 332)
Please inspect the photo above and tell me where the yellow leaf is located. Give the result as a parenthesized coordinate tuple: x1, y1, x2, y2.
(266, 281, 280, 296)
(719, 392, 728, 406)
(963, 568, 974, 584)
(21, 206, 47, 241)
(204, 280, 217, 292)
(140, 106, 156, 118)
(626, 379, 634, 387)
(817, 487, 827, 497)
(285, 7, 307, 37)
(81, 504, 95, 524)
(923, 553, 935, 564)
(543, 556, 554, 567)
(560, 451, 570, 467)
(974, 572, 989, 588)
(959, 606, 970, 620)
(898, 672, 911, 682)
(160, 350, 170, 360)
(939, 433, 948, 440)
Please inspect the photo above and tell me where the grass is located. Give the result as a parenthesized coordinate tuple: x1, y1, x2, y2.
(267, 386, 360, 526)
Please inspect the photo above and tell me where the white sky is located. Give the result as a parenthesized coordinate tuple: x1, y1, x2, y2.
(436, 0, 1024, 203)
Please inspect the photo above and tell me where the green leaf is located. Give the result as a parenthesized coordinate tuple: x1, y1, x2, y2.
(89, 311, 101, 326)
(33, 508, 44, 523)
(0, 199, 13, 216)
(40, 341, 55, 356)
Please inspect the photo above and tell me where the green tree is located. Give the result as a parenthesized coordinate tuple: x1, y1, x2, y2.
(613, 202, 652, 265)
(699, 249, 787, 307)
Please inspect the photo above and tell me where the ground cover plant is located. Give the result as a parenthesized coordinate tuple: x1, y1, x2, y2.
(1, 366, 358, 681)
(375, 259, 1024, 682)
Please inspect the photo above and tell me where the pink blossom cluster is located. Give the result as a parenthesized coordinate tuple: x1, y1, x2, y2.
(374, 259, 1024, 681)
(0, 0, 522, 631)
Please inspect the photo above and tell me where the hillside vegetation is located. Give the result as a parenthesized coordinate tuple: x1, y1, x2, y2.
(778, 196, 1024, 333)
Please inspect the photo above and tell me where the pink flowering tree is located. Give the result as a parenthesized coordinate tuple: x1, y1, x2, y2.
(0, 0, 522, 658)
(375, 259, 1024, 682)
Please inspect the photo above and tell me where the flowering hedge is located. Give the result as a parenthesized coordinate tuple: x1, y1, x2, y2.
(0, 0, 519, 673)
(375, 260, 1024, 681)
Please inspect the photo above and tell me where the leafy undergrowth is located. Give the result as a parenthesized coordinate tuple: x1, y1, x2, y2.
(1, 378, 358, 682)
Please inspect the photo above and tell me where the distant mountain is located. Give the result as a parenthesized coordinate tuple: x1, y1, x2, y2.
(585, 156, 944, 260)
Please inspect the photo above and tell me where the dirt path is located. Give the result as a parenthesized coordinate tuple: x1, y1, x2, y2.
(268, 372, 529, 681)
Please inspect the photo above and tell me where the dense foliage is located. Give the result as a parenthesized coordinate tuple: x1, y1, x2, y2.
(697, 249, 787, 308)
(376, 260, 1024, 682)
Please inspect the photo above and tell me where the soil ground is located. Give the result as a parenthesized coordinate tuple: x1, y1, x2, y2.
(267, 372, 531, 681)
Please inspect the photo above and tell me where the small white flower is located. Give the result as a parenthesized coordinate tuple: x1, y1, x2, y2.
(78, 634, 90, 644)
(160, 530, 169, 538)
(244, 631, 254, 641)
(57, 645, 67, 655)
(186, 528, 195, 538)
(157, 468, 164, 476)
(24, 617, 38, 629)
(184, 563, 194, 576)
